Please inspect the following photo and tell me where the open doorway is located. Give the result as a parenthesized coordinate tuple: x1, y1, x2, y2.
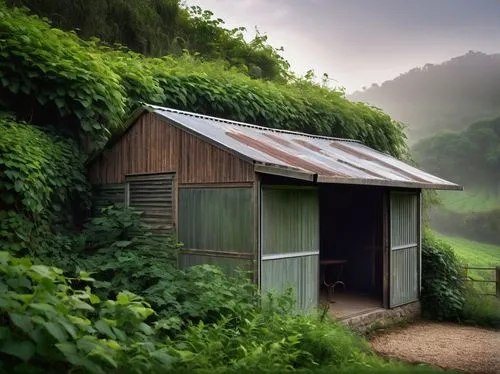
(319, 184, 385, 319)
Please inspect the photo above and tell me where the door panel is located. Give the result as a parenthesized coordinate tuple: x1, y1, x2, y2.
(389, 192, 419, 307)
(260, 186, 319, 310)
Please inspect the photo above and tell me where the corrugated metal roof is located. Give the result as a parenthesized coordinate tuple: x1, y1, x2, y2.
(149, 104, 461, 190)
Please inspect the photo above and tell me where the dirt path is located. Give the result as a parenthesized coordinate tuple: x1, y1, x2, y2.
(370, 321, 500, 374)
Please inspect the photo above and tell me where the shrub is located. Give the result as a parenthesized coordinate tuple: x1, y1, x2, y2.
(0, 119, 90, 218)
(420, 230, 466, 321)
(0, 251, 172, 374)
(0, 119, 90, 258)
(1, 250, 443, 374)
(460, 285, 500, 328)
(0, 3, 407, 158)
(73, 205, 259, 326)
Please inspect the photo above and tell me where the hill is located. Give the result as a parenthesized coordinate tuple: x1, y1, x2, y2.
(4, 0, 290, 81)
(438, 189, 500, 214)
(349, 51, 500, 142)
(412, 116, 500, 191)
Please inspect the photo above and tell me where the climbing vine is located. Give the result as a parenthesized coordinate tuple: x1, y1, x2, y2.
(0, 3, 407, 157)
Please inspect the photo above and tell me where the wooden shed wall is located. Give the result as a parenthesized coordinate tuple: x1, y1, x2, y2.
(88, 113, 255, 185)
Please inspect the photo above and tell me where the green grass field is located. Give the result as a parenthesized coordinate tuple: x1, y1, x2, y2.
(435, 233, 500, 267)
(436, 233, 499, 295)
(438, 189, 500, 213)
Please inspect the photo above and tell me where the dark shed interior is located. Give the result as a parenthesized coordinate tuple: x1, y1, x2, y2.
(319, 185, 385, 301)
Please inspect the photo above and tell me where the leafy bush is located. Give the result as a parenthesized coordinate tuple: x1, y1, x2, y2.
(0, 251, 172, 374)
(0, 119, 89, 217)
(81, 206, 260, 324)
(460, 285, 500, 328)
(1, 250, 440, 373)
(0, 5, 125, 147)
(420, 230, 466, 321)
(0, 119, 90, 257)
(4, 1, 290, 81)
(0, 3, 407, 158)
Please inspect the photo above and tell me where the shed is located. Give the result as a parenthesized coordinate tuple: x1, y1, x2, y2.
(88, 104, 461, 317)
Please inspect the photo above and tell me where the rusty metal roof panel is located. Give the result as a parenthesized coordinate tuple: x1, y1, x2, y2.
(150, 105, 461, 190)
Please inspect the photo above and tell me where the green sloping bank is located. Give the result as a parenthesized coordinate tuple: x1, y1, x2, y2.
(0, 3, 407, 156)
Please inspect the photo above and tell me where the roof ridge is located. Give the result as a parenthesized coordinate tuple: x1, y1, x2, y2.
(147, 104, 360, 143)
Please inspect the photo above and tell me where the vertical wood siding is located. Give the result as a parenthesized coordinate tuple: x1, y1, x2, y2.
(261, 187, 319, 255)
(179, 254, 253, 278)
(178, 187, 255, 276)
(390, 192, 419, 307)
(178, 187, 254, 253)
(178, 130, 254, 184)
(88, 113, 254, 185)
(261, 186, 320, 310)
(261, 255, 318, 311)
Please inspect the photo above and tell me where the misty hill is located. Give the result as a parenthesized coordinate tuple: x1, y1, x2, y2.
(413, 116, 500, 191)
(349, 51, 500, 142)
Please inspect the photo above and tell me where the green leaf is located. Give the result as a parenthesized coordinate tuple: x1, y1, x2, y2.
(29, 303, 57, 314)
(0, 340, 36, 361)
(94, 320, 116, 339)
(44, 322, 68, 342)
(116, 293, 129, 305)
(56, 342, 89, 369)
(59, 320, 78, 340)
(151, 350, 175, 365)
(9, 313, 33, 334)
(138, 322, 153, 335)
(115, 240, 132, 248)
(30, 265, 53, 278)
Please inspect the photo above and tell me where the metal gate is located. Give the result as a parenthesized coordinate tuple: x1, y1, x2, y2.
(126, 173, 175, 234)
(389, 191, 420, 307)
(260, 186, 319, 311)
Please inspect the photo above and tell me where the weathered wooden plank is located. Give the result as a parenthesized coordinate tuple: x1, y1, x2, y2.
(178, 187, 254, 254)
(88, 113, 255, 185)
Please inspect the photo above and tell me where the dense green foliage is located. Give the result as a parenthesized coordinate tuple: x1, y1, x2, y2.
(0, 119, 89, 217)
(414, 117, 500, 244)
(350, 51, 500, 142)
(0, 2, 468, 372)
(420, 231, 465, 321)
(413, 116, 500, 190)
(0, 6, 124, 147)
(1, 249, 436, 373)
(0, 118, 90, 258)
(0, 3, 407, 157)
(461, 285, 500, 329)
(5, 0, 290, 81)
(69, 205, 260, 324)
(435, 234, 500, 328)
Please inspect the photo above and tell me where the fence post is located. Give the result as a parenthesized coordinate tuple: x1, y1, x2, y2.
(496, 266, 500, 299)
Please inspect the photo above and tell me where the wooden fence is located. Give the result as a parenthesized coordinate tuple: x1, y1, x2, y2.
(463, 265, 500, 298)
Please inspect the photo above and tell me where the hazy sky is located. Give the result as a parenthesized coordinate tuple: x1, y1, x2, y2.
(185, 0, 500, 93)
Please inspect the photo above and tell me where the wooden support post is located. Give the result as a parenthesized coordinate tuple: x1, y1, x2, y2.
(496, 266, 500, 298)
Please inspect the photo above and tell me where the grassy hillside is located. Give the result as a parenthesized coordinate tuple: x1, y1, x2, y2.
(435, 233, 500, 267)
(438, 189, 500, 213)
(436, 233, 499, 297)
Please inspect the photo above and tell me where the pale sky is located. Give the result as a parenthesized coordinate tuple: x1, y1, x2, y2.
(185, 0, 500, 93)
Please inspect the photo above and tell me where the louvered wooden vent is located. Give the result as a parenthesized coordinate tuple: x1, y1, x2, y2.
(93, 183, 125, 213)
(126, 173, 175, 234)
